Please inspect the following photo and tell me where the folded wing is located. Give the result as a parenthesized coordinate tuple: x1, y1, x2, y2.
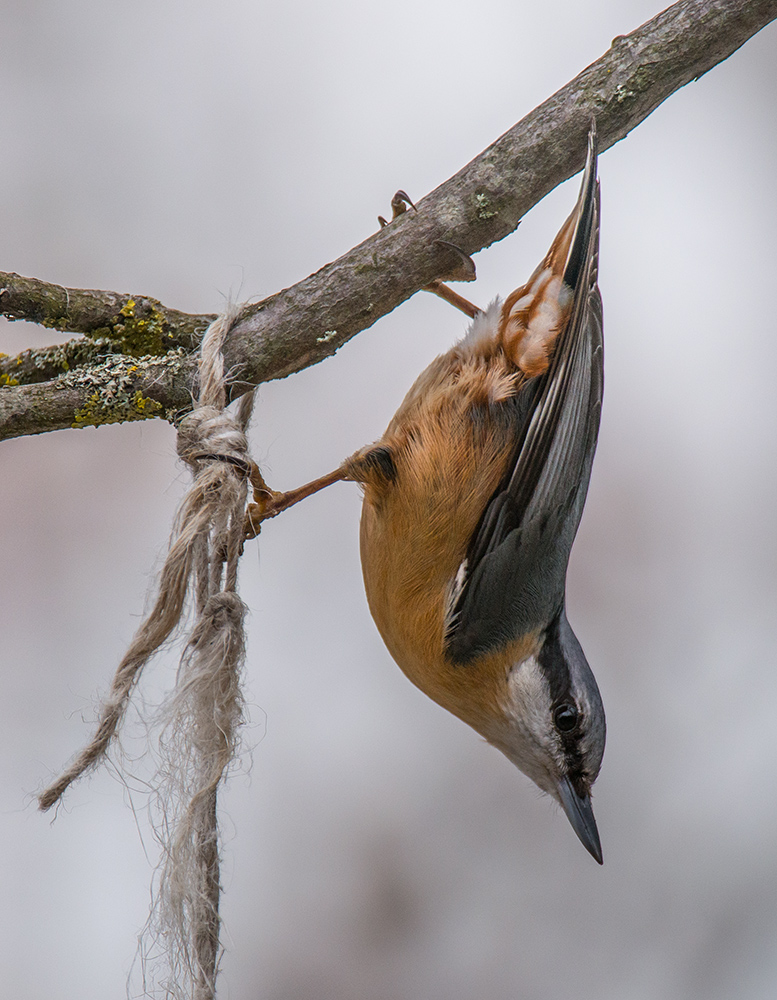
(445, 129, 603, 664)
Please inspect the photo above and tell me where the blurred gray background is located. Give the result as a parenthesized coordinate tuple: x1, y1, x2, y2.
(2, 2, 777, 998)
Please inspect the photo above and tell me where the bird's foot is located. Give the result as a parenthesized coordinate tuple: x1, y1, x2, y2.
(244, 463, 348, 539)
(377, 192, 482, 319)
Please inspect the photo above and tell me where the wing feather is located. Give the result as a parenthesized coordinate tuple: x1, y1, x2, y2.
(445, 130, 603, 663)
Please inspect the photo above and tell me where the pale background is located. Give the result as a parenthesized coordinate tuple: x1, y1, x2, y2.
(2, 2, 777, 998)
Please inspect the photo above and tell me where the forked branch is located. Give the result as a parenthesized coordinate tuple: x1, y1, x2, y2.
(2, 0, 776, 443)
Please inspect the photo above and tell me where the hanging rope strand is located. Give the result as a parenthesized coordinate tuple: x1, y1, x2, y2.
(40, 309, 256, 1000)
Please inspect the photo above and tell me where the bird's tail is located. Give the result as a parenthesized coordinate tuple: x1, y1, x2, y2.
(498, 124, 599, 378)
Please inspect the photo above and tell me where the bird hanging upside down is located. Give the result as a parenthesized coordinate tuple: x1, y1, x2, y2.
(247, 126, 606, 863)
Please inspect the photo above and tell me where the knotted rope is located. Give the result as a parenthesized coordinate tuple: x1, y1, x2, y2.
(39, 307, 255, 1000)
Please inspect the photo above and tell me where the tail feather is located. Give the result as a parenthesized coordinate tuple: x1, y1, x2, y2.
(499, 124, 599, 378)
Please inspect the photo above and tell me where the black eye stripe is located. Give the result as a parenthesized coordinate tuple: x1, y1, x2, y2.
(537, 613, 573, 706)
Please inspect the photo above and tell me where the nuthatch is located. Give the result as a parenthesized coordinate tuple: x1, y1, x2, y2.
(248, 127, 605, 863)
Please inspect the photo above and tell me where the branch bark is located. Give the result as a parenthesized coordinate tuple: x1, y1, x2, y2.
(2, 0, 775, 442)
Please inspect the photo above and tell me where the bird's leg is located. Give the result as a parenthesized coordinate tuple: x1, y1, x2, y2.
(243, 443, 398, 540)
(244, 463, 348, 539)
(423, 279, 481, 319)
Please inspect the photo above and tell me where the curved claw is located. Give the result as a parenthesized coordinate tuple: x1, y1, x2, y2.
(434, 240, 477, 283)
(422, 242, 480, 317)
(378, 191, 417, 231)
(391, 190, 417, 216)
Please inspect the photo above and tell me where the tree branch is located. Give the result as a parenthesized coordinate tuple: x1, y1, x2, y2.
(2, 0, 775, 442)
(0, 271, 213, 351)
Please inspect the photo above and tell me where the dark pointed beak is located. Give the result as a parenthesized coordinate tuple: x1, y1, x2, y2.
(556, 776, 603, 864)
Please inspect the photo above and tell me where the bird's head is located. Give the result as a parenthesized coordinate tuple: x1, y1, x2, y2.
(489, 610, 606, 863)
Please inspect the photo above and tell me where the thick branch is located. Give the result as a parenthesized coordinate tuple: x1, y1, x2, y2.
(223, 0, 777, 391)
(2, 0, 775, 441)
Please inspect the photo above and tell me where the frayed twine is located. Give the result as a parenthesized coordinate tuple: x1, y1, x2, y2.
(39, 307, 255, 1000)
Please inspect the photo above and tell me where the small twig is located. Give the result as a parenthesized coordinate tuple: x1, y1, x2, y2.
(0, 270, 212, 349)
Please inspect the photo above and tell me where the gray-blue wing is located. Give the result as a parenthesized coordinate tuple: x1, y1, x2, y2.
(445, 138, 603, 664)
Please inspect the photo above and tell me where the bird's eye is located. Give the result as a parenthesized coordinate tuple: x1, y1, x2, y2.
(554, 704, 579, 733)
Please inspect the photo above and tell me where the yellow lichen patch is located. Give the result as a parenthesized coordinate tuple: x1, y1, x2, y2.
(132, 390, 162, 416)
(58, 346, 188, 429)
(71, 387, 162, 429)
(112, 300, 169, 356)
(72, 392, 107, 428)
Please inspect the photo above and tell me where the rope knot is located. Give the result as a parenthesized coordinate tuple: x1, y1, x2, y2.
(177, 406, 250, 475)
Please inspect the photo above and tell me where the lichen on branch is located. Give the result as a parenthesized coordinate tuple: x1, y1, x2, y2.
(2, 0, 776, 443)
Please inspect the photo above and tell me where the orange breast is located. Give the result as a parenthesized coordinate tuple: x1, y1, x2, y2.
(357, 349, 538, 735)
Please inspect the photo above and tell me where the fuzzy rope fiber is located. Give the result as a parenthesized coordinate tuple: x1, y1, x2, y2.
(40, 308, 255, 1000)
